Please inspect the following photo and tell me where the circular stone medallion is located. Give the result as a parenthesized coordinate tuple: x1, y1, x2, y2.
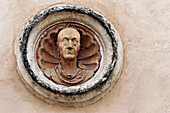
(15, 4, 123, 107)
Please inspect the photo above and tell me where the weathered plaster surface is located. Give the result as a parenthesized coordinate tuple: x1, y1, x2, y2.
(0, 0, 169, 113)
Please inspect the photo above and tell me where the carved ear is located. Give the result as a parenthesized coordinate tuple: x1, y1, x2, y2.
(78, 43, 81, 52)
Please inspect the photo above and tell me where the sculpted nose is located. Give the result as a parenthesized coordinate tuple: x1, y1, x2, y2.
(67, 46, 73, 50)
(67, 40, 73, 49)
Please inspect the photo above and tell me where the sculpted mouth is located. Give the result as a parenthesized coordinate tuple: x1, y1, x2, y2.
(68, 52, 73, 54)
(66, 50, 74, 54)
(66, 49, 74, 53)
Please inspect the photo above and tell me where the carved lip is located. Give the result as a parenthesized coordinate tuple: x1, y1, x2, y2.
(65, 50, 75, 54)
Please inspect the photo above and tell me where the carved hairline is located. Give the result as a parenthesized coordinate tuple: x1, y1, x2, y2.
(57, 27, 81, 40)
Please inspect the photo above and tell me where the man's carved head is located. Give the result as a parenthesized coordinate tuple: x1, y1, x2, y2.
(57, 28, 80, 60)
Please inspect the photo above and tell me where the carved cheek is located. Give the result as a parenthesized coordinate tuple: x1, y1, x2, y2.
(60, 41, 67, 49)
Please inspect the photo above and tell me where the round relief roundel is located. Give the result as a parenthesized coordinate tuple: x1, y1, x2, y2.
(15, 4, 123, 107)
(36, 22, 101, 86)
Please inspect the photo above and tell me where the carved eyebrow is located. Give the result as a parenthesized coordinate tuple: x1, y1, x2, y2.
(71, 37, 77, 40)
(62, 37, 69, 40)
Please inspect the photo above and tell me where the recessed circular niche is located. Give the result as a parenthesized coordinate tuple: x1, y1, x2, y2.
(15, 4, 123, 107)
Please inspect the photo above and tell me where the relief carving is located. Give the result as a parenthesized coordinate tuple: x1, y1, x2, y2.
(15, 5, 122, 106)
(36, 23, 101, 86)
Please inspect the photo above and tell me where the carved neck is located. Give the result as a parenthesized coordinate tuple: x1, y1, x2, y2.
(60, 57, 77, 75)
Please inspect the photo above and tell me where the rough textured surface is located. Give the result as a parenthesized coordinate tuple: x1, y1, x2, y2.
(0, 0, 170, 112)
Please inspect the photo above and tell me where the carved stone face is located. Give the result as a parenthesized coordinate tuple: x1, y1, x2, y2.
(58, 28, 80, 60)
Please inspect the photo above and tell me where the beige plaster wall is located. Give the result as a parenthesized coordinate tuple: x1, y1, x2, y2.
(0, 0, 169, 113)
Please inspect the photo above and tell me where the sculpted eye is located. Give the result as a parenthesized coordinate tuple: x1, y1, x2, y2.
(72, 38, 76, 41)
(62, 38, 68, 43)
(72, 38, 78, 44)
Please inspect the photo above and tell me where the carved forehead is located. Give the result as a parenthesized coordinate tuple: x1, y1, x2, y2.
(58, 28, 80, 40)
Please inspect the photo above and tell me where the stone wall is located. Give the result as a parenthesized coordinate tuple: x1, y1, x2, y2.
(0, 0, 169, 113)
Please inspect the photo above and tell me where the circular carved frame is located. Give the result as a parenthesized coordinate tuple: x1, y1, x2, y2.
(15, 4, 123, 107)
